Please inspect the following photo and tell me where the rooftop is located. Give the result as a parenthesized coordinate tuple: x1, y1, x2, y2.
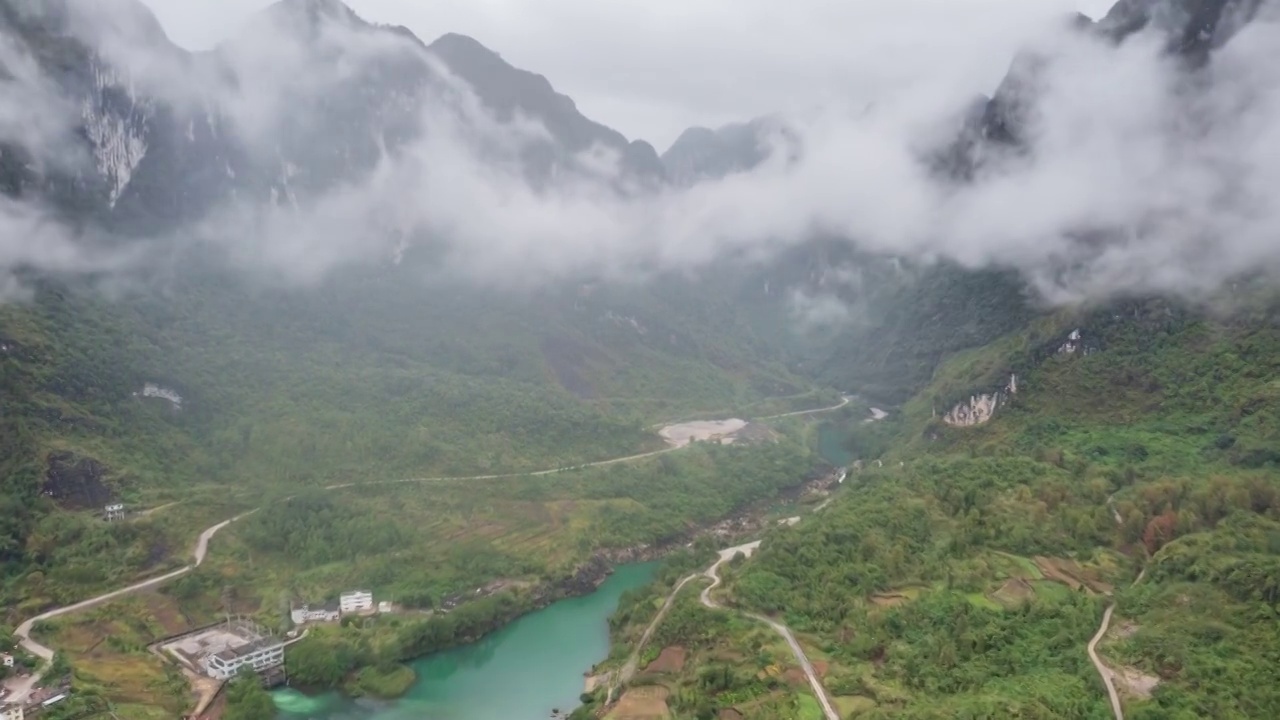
(211, 636, 283, 662)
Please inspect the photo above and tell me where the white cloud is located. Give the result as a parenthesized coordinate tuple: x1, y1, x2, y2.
(5, 0, 1280, 310)
(138, 0, 1096, 148)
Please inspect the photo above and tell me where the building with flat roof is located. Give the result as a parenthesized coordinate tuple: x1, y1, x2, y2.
(104, 503, 126, 522)
(339, 590, 373, 614)
(290, 601, 340, 625)
(0, 702, 24, 720)
(202, 637, 285, 680)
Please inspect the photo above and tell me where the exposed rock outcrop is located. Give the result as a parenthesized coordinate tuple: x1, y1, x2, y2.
(943, 373, 1019, 427)
(43, 451, 113, 509)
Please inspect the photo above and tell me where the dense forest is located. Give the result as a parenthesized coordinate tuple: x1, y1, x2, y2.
(213, 439, 817, 628)
(591, 299, 1280, 719)
(0, 265, 818, 617)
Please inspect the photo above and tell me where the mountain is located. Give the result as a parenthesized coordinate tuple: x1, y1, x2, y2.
(660, 116, 800, 185)
(0, 0, 666, 242)
(3, 0, 1280, 716)
(941, 0, 1268, 180)
(0, 0, 818, 639)
(426, 33, 665, 186)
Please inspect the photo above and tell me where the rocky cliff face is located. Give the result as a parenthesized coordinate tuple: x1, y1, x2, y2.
(940, 0, 1269, 180)
(0, 0, 665, 241)
(942, 373, 1020, 427)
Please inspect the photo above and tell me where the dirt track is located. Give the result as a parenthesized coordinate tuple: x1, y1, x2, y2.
(14, 395, 852, 706)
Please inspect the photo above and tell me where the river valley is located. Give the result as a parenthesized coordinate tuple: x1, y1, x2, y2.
(272, 562, 659, 720)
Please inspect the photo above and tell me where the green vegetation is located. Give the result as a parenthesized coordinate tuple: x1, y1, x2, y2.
(1, 271, 812, 617)
(596, 298, 1280, 719)
(199, 439, 814, 620)
(345, 662, 417, 699)
(225, 668, 277, 720)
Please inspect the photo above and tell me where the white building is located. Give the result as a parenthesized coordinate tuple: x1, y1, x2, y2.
(0, 703, 24, 720)
(202, 638, 285, 680)
(339, 590, 373, 614)
(290, 602, 340, 625)
(0, 652, 13, 667)
(377, 601, 393, 614)
(104, 503, 126, 522)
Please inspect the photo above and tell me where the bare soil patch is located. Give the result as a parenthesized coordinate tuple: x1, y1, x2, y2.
(992, 578, 1036, 607)
(1034, 556, 1114, 594)
(658, 419, 748, 448)
(717, 710, 745, 720)
(1112, 621, 1139, 640)
(644, 646, 687, 674)
(870, 593, 911, 608)
(609, 685, 671, 720)
(1115, 665, 1161, 699)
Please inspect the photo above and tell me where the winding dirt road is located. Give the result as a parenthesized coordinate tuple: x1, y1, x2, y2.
(12, 396, 851, 705)
(1088, 604, 1125, 720)
(618, 573, 701, 686)
(611, 540, 838, 720)
(699, 542, 839, 720)
(12, 510, 258, 702)
(1089, 496, 1150, 720)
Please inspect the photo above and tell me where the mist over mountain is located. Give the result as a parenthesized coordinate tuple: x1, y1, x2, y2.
(0, 0, 1277, 332)
(5, 5, 1280, 716)
(1, 0, 1278, 304)
(660, 116, 801, 186)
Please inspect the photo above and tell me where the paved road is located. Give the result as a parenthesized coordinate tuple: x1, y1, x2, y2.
(12, 396, 848, 705)
(758, 395, 851, 420)
(12, 510, 258, 702)
(333, 397, 852, 492)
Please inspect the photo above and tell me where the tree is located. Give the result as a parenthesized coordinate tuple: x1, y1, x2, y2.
(224, 668, 275, 720)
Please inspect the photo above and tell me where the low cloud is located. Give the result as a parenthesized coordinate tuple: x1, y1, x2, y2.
(4, 1, 1280, 308)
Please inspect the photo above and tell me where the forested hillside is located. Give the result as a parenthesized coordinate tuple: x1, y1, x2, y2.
(0, 259, 823, 613)
(600, 295, 1280, 719)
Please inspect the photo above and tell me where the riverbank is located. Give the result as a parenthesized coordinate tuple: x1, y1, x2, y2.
(275, 563, 661, 719)
(276, 460, 847, 707)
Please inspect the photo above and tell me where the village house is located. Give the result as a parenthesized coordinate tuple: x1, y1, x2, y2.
(0, 702, 23, 720)
(103, 503, 125, 522)
(339, 590, 374, 614)
(0, 653, 13, 667)
(202, 637, 285, 681)
(289, 601, 340, 625)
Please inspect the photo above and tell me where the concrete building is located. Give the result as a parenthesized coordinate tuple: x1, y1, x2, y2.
(0, 653, 13, 667)
(104, 503, 126, 522)
(0, 703, 23, 720)
(202, 637, 285, 680)
(339, 590, 373, 614)
(290, 601, 340, 625)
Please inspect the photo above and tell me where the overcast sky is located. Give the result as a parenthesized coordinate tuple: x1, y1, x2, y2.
(138, 0, 1119, 150)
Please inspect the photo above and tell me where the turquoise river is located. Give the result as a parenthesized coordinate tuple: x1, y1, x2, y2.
(273, 562, 659, 720)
